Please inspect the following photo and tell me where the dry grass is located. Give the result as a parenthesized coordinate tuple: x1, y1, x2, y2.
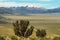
(4, 15, 60, 20)
(0, 24, 14, 36)
(0, 15, 60, 38)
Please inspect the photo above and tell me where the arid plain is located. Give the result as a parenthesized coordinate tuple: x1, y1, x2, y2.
(0, 15, 60, 38)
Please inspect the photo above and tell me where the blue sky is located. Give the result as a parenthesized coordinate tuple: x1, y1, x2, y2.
(0, 0, 60, 9)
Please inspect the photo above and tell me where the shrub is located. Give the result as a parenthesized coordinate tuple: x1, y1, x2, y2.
(13, 20, 34, 38)
(0, 36, 5, 40)
(53, 37, 60, 40)
(24, 26, 34, 38)
(29, 37, 36, 40)
(11, 36, 18, 40)
(40, 37, 52, 40)
(36, 29, 46, 38)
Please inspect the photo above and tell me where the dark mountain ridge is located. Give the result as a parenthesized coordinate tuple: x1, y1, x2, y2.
(0, 7, 60, 15)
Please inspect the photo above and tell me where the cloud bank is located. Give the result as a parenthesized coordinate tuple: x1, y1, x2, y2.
(0, 2, 42, 7)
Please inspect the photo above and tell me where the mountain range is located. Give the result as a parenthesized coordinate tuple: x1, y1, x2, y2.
(0, 7, 60, 15)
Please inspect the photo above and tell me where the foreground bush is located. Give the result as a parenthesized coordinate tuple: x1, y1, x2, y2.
(36, 29, 46, 38)
(0, 36, 5, 40)
(40, 37, 52, 40)
(0, 35, 60, 40)
(29, 37, 37, 40)
(11, 36, 18, 40)
(53, 37, 60, 40)
(13, 20, 34, 38)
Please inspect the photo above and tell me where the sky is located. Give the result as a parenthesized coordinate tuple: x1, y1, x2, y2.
(0, 0, 60, 9)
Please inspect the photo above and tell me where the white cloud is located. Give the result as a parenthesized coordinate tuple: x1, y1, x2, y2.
(0, 2, 17, 7)
(0, 2, 42, 7)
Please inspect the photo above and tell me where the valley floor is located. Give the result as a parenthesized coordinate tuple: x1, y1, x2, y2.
(0, 15, 60, 38)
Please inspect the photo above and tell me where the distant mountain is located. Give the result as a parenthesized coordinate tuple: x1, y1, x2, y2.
(9, 7, 47, 14)
(0, 7, 60, 15)
(0, 7, 13, 14)
(46, 7, 60, 13)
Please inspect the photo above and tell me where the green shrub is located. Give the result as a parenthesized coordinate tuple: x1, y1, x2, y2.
(11, 36, 18, 40)
(36, 29, 46, 38)
(40, 37, 52, 40)
(29, 37, 37, 40)
(53, 37, 60, 40)
(0, 36, 5, 40)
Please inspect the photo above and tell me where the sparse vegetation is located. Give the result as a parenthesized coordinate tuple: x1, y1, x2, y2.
(29, 37, 37, 40)
(36, 29, 46, 40)
(0, 36, 5, 40)
(53, 37, 60, 40)
(0, 16, 60, 40)
(36, 29, 46, 37)
(11, 36, 18, 40)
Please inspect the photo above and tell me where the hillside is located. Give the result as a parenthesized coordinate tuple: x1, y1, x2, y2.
(0, 15, 8, 24)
